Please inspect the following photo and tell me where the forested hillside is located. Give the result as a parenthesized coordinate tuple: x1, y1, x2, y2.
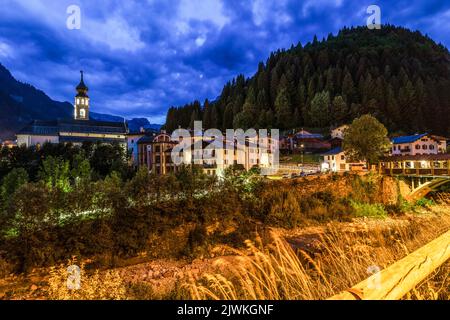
(165, 25, 450, 135)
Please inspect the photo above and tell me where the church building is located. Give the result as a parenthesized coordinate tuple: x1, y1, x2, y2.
(16, 71, 127, 147)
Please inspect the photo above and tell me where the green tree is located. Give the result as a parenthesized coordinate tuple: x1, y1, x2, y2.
(202, 99, 212, 129)
(38, 156, 71, 192)
(7, 181, 54, 271)
(71, 153, 92, 185)
(332, 95, 348, 125)
(342, 114, 390, 166)
(309, 91, 331, 127)
(0, 168, 29, 209)
(222, 103, 234, 130)
(1, 168, 29, 199)
(274, 87, 293, 129)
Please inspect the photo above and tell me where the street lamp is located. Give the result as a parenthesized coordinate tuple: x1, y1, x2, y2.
(300, 144, 305, 167)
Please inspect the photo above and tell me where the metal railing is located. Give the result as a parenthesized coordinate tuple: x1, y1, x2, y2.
(328, 229, 450, 300)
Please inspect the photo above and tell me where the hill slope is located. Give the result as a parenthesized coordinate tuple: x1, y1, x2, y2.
(164, 25, 450, 135)
(0, 64, 73, 139)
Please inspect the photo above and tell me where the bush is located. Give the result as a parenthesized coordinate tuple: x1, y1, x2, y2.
(0, 168, 28, 205)
(266, 191, 303, 228)
(350, 201, 387, 218)
(184, 224, 208, 256)
(415, 198, 435, 208)
(350, 174, 378, 203)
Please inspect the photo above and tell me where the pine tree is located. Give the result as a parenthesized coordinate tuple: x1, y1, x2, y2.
(342, 70, 355, 103)
(222, 103, 234, 130)
(309, 91, 331, 127)
(332, 95, 348, 125)
(274, 88, 293, 129)
(202, 99, 212, 129)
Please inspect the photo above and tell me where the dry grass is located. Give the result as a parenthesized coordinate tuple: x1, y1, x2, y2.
(47, 259, 127, 300)
(186, 207, 450, 300)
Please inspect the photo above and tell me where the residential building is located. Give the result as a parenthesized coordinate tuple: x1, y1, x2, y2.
(138, 132, 278, 176)
(149, 133, 178, 175)
(328, 137, 343, 149)
(331, 125, 349, 139)
(321, 147, 366, 172)
(127, 128, 147, 169)
(281, 129, 330, 153)
(137, 134, 155, 168)
(1, 140, 17, 148)
(391, 133, 447, 156)
(431, 135, 448, 154)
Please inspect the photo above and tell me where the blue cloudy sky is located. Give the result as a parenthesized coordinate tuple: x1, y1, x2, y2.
(0, 0, 449, 123)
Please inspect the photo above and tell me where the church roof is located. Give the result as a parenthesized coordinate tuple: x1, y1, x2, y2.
(17, 119, 127, 136)
(58, 119, 126, 134)
(18, 120, 60, 136)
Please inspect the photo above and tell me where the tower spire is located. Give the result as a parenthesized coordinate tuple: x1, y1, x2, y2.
(75, 71, 89, 120)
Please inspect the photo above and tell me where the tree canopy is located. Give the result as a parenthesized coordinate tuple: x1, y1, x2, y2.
(164, 26, 450, 135)
(342, 114, 391, 165)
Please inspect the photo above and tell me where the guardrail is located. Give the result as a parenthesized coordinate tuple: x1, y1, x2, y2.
(328, 229, 450, 300)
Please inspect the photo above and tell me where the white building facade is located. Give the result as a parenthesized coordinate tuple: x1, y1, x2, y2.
(391, 133, 447, 156)
(321, 147, 366, 172)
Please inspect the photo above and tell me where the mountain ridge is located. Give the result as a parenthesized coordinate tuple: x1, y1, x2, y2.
(0, 63, 161, 140)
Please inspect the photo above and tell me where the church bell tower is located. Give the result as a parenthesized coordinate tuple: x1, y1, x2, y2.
(74, 70, 89, 120)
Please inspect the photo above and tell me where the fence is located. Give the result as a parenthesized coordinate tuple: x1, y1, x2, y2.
(328, 229, 450, 300)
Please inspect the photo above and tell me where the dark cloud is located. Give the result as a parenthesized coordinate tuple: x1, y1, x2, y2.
(0, 0, 448, 123)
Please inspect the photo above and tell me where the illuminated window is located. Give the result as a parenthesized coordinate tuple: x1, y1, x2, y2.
(80, 109, 86, 118)
(77, 98, 80, 104)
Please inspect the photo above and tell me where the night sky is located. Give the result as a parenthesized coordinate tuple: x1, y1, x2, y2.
(1, 0, 449, 123)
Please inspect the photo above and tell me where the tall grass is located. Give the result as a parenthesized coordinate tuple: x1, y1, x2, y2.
(186, 209, 450, 300)
(48, 259, 127, 300)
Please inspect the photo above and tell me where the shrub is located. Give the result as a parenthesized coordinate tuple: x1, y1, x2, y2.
(350, 174, 378, 203)
(0, 168, 29, 206)
(350, 201, 387, 218)
(415, 198, 435, 208)
(266, 191, 303, 228)
(126, 282, 156, 300)
(184, 224, 208, 256)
